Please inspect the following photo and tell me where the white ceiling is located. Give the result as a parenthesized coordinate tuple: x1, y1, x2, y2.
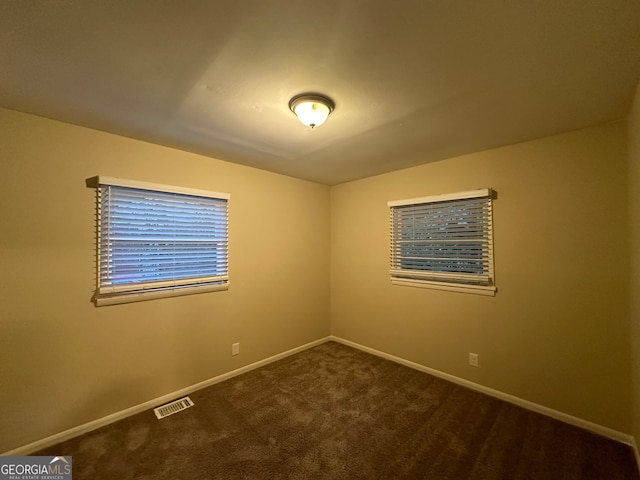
(1, 1, 640, 185)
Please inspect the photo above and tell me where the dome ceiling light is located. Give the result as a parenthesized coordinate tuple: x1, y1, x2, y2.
(288, 94, 335, 129)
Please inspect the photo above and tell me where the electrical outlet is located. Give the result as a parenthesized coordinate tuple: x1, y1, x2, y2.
(469, 353, 479, 367)
(232, 343, 240, 356)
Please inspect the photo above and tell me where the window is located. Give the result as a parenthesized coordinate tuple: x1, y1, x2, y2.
(93, 176, 229, 306)
(388, 189, 495, 296)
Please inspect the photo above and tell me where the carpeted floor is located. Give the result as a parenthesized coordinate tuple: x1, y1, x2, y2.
(36, 341, 639, 479)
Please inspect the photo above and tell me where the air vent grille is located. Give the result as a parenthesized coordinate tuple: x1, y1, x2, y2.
(153, 396, 194, 419)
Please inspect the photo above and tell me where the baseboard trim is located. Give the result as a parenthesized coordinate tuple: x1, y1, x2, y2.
(6, 335, 633, 455)
(330, 335, 634, 446)
(633, 437, 640, 472)
(3, 336, 332, 456)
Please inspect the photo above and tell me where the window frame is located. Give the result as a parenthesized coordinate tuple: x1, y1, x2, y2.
(92, 176, 230, 306)
(388, 188, 496, 296)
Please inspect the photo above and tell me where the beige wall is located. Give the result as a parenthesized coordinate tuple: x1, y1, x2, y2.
(331, 121, 631, 432)
(630, 81, 640, 443)
(0, 108, 331, 453)
(1, 105, 634, 453)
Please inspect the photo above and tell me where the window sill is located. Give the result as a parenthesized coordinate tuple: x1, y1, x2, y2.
(95, 283, 229, 306)
(391, 278, 496, 296)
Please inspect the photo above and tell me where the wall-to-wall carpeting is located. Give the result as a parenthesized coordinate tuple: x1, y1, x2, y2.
(37, 342, 639, 479)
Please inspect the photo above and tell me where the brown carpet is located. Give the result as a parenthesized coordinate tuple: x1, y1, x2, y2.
(36, 341, 639, 479)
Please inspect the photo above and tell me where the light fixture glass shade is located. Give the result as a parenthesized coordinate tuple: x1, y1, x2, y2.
(289, 94, 334, 128)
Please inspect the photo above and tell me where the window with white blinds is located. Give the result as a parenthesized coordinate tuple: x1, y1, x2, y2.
(388, 189, 496, 296)
(94, 176, 229, 306)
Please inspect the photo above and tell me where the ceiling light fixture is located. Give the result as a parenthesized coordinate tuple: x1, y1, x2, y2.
(288, 94, 335, 129)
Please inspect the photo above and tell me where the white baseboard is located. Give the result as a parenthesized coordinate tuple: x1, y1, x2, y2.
(5, 335, 634, 456)
(330, 335, 634, 446)
(3, 336, 332, 456)
(632, 437, 640, 471)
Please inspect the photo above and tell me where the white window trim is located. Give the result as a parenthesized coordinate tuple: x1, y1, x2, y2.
(390, 278, 496, 296)
(97, 176, 230, 201)
(388, 188, 496, 296)
(95, 283, 229, 307)
(93, 176, 230, 306)
(388, 189, 490, 207)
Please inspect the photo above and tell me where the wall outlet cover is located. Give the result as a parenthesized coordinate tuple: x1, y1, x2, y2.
(469, 353, 479, 367)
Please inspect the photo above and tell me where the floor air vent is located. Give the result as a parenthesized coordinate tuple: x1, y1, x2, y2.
(153, 396, 194, 419)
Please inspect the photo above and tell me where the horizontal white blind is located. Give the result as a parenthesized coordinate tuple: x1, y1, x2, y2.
(389, 190, 494, 288)
(97, 182, 229, 299)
